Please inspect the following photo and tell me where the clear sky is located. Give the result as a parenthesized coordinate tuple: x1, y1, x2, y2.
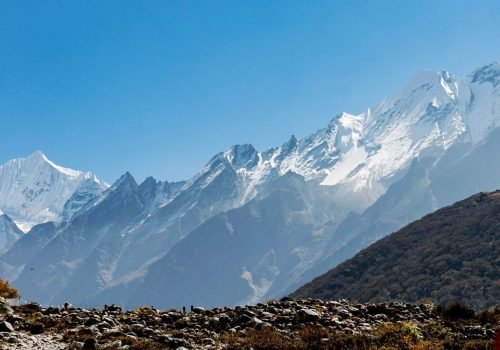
(1, 0, 500, 183)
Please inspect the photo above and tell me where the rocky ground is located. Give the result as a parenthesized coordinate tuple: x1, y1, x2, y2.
(0, 297, 497, 349)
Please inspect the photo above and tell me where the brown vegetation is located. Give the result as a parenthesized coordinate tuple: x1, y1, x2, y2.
(220, 322, 495, 350)
(0, 279, 19, 299)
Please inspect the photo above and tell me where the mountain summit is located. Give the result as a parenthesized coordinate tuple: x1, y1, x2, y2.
(0, 151, 108, 231)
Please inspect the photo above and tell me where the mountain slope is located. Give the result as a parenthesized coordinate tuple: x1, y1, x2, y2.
(292, 191, 500, 310)
(13, 173, 145, 303)
(0, 221, 59, 282)
(128, 172, 342, 308)
(0, 214, 23, 255)
(301, 123, 500, 290)
(0, 151, 108, 231)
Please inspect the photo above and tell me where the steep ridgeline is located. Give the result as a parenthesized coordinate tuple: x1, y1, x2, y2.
(2, 62, 500, 308)
(0, 151, 108, 231)
(292, 191, 500, 310)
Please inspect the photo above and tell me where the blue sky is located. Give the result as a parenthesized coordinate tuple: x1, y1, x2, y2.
(1, 0, 500, 183)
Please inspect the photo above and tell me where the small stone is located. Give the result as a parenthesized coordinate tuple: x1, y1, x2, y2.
(71, 341, 84, 350)
(0, 321, 15, 332)
(83, 338, 97, 350)
(201, 337, 216, 345)
(131, 323, 145, 334)
(102, 316, 119, 327)
(142, 327, 154, 336)
(7, 336, 18, 344)
(106, 304, 122, 312)
(167, 337, 192, 348)
(252, 317, 263, 326)
(28, 323, 44, 335)
(219, 314, 232, 323)
(0, 302, 13, 315)
(236, 314, 253, 325)
(374, 313, 388, 321)
(192, 306, 205, 314)
(100, 340, 122, 349)
(97, 321, 112, 330)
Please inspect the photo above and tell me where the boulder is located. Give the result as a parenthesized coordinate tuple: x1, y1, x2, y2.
(0, 321, 14, 332)
(296, 308, 320, 322)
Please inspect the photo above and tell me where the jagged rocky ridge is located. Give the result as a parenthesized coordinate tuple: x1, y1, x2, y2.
(1, 62, 500, 308)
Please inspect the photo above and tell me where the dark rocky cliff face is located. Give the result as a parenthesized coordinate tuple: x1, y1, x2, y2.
(292, 191, 500, 310)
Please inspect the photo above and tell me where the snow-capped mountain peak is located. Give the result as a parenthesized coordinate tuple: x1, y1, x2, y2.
(330, 112, 365, 151)
(33, 150, 81, 177)
(0, 151, 108, 231)
(225, 144, 259, 170)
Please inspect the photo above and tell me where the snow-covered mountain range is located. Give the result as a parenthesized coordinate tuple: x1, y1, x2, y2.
(1, 61, 500, 308)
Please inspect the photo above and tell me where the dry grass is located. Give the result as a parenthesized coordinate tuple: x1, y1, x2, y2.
(64, 330, 163, 350)
(220, 326, 299, 350)
(101, 335, 163, 350)
(217, 322, 495, 350)
(134, 306, 159, 317)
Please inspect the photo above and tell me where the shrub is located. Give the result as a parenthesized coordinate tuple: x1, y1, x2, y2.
(477, 306, 500, 325)
(402, 322, 421, 342)
(0, 279, 19, 299)
(374, 323, 414, 350)
(134, 306, 158, 317)
(295, 326, 329, 349)
(437, 301, 475, 320)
